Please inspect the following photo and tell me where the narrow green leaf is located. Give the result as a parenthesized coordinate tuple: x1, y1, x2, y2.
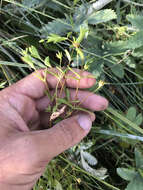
(44, 57, 51, 68)
(97, 130, 143, 142)
(65, 88, 70, 101)
(65, 49, 71, 62)
(76, 47, 84, 61)
(29, 46, 41, 60)
(47, 34, 67, 43)
(67, 66, 81, 79)
(106, 107, 143, 135)
(0, 61, 30, 68)
(21, 55, 35, 69)
(74, 107, 92, 115)
(57, 98, 73, 108)
(0, 81, 7, 88)
(76, 27, 88, 44)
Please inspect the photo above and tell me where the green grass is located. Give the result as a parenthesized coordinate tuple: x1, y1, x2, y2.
(0, 0, 143, 189)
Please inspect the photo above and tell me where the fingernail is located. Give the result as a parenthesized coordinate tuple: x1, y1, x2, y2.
(78, 114, 92, 132)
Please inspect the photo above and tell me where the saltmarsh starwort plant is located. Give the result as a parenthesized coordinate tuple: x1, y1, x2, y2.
(21, 27, 105, 127)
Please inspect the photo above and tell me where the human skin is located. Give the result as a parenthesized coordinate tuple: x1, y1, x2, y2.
(0, 68, 108, 190)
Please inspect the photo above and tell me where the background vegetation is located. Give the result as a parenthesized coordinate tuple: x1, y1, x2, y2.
(0, 0, 143, 189)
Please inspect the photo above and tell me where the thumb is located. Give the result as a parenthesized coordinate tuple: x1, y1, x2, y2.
(29, 113, 94, 162)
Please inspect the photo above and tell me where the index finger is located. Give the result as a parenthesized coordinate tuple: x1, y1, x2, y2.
(6, 68, 96, 99)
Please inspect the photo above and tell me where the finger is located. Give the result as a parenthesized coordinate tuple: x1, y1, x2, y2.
(36, 89, 108, 112)
(7, 93, 40, 125)
(28, 113, 93, 162)
(5, 68, 96, 99)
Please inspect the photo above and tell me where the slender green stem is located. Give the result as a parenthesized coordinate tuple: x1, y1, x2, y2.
(105, 107, 143, 135)
(59, 156, 120, 190)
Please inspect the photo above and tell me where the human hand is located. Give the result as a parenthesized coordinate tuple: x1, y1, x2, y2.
(0, 68, 108, 190)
